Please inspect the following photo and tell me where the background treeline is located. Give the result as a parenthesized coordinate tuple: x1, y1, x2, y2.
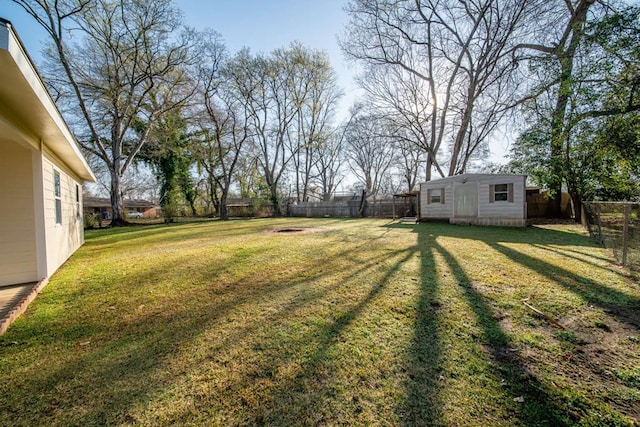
(13, 0, 640, 223)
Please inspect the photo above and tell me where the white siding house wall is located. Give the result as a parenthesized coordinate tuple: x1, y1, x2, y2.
(0, 19, 94, 289)
(0, 142, 38, 286)
(42, 151, 85, 277)
(420, 174, 527, 227)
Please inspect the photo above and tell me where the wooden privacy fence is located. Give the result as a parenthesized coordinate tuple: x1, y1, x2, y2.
(287, 200, 361, 217)
(288, 197, 414, 219)
(583, 201, 640, 271)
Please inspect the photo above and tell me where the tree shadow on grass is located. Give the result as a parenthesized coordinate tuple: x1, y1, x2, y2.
(0, 222, 417, 426)
(403, 222, 640, 326)
(529, 243, 618, 271)
(399, 238, 444, 425)
(384, 224, 628, 426)
(428, 239, 573, 425)
(3, 220, 637, 425)
(231, 246, 422, 425)
(489, 242, 640, 328)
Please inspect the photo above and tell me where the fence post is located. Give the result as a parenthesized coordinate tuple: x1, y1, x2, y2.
(595, 203, 604, 245)
(622, 203, 630, 266)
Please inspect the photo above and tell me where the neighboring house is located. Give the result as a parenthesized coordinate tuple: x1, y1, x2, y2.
(419, 174, 527, 227)
(83, 197, 160, 219)
(0, 19, 95, 287)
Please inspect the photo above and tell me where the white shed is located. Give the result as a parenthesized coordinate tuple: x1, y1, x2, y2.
(419, 174, 527, 227)
(0, 19, 95, 287)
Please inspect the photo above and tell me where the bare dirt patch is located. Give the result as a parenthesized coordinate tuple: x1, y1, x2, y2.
(265, 227, 327, 235)
(570, 318, 639, 420)
(532, 306, 640, 422)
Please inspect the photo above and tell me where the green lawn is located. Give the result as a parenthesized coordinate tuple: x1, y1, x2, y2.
(1, 218, 639, 426)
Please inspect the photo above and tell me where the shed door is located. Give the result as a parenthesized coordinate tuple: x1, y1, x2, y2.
(454, 183, 478, 218)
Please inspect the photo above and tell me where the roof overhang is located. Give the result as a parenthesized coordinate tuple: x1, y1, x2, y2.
(0, 18, 95, 182)
(422, 173, 528, 186)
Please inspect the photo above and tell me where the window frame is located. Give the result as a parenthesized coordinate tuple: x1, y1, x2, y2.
(490, 183, 514, 203)
(494, 184, 509, 202)
(427, 188, 445, 205)
(54, 170, 62, 225)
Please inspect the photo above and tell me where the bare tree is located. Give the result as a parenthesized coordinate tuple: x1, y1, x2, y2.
(228, 44, 342, 212)
(341, 0, 536, 179)
(196, 30, 252, 220)
(395, 132, 425, 192)
(315, 127, 346, 201)
(84, 155, 157, 202)
(344, 105, 397, 196)
(287, 45, 343, 202)
(356, 60, 444, 180)
(13, 0, 196, 224)
(227, 48, 297, 212)
(233, 151, 267, 200)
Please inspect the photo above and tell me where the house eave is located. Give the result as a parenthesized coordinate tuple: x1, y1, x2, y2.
(0, 18, 95, 182)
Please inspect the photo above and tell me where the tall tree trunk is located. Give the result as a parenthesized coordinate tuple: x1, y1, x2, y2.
(209, 176, 219, 217)
(549, 0, 595, 217)
(269, 185, 281, 217)
(358, 189, 367, 217)
(548, 72, 572, 217)
(568, 189, 582, 223)
(449, 86, 475, 176)
(425, 156, 433, 181)
(219, 191, 229, 220)
(110, 168, 126, 226)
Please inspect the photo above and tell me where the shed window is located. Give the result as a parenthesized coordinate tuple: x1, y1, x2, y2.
(428, 188, 445, 204)
(490, 183, 514, 203)
(54, 170, 62, 224)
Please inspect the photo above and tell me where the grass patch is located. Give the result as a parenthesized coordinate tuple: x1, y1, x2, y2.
(1, 218, 639, 426)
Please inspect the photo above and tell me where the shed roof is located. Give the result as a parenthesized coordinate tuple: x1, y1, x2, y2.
(422, 173, 527, 186)
(0, 18, 95, 182)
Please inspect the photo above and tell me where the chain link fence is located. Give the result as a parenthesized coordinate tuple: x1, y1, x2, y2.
(583, 202, 640, 271)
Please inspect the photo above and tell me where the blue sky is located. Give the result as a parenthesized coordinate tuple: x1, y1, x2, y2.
(2, 0, 360, 117)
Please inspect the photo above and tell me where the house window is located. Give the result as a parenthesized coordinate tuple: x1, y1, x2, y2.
(54, 170, 62, 224)
(491, 183, 514, 203)
(76, 184, 80, 217)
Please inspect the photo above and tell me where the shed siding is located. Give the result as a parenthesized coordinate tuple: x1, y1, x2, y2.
(42, 153, 84, 277)
(420, 183, 452, 219)
(420, 174, 527, 226)
(478, 177, 526, 219)
(0, 142, 38, 286)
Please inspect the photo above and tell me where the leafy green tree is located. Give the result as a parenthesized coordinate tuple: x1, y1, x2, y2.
(508, 114, 640, 215)
(138, 110, 197, 221)
(586, 115, 640, 200)
(515, 1, 640, 219)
